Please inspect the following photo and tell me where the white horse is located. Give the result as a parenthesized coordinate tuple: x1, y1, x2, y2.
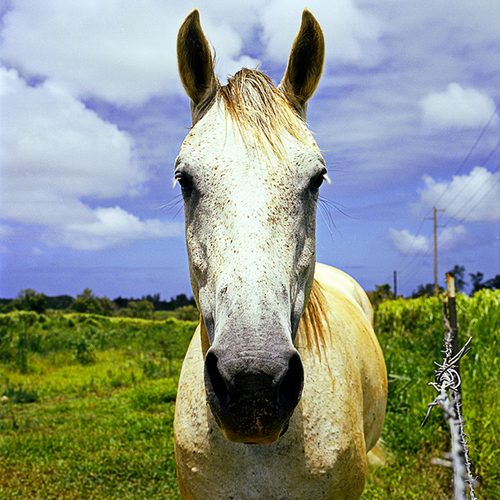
(173, 9, 387, 499)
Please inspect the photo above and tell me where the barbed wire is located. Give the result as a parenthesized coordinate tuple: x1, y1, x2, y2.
(422, 312, 477, 500)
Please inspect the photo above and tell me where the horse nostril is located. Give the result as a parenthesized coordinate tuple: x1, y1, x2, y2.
(277, 352, 304, 413)
(204, 351, 230, 410)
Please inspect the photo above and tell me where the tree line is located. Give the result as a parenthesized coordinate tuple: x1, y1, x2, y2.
(0, 288, 198, 320)
(2, 265, 498, 317)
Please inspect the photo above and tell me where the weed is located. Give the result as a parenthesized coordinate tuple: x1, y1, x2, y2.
(71, 334, 96, 365)
(1, 384, 39, 404)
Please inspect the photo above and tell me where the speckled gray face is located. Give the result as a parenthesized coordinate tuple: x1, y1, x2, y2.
(176, 8, 326, 444)
(175, 100, 327, 443)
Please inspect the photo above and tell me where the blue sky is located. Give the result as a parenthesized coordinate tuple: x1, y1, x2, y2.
(1, 0, 499, 300)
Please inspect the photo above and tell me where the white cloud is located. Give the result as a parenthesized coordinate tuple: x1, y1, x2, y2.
(388, 228, 430, 255)
(420, 83, 498, 129)
(0, 66, 179, 249)
(0, 0, 264, 103)
(438, 225, 468, 252)
(260, 0, 383, 68)
(58, 206, 182, 251)
(413, 167, 500, 222)
(0, 66, 141, 221)
(388, 225, 468, 255)
(1, 0, 185, 103)
(0, 0, 384, 106)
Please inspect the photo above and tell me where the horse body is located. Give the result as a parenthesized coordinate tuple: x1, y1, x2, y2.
(175, 263, 386, 500)
(173, 9, 387, 499)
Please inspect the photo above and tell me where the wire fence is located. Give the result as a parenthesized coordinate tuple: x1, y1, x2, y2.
(421, 273, 478, 500)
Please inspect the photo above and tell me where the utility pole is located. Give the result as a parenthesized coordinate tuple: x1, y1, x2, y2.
(433, 207, 438, 295)
(425, 207, 445, 295)
(393, 270, 397, 297)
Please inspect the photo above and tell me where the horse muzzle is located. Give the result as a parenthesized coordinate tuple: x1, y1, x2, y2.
(203, 347, 304, 444)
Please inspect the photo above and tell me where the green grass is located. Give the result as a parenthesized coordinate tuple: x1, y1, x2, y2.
(0, 312, 192, 499)
(0, 354, 183, 499)
(0, 390, 180, 499)
(1, 292, 499, 499)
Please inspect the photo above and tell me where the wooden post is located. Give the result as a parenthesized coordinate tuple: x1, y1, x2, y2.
(446, 272, 460, 394)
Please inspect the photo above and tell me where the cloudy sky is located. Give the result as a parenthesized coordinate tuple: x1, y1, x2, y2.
(1, 0, 499, 301)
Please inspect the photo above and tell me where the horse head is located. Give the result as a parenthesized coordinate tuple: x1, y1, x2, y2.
(176, 9, 325, 444)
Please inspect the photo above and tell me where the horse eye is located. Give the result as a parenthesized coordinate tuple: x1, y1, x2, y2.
(311, 170, 327, 190)
(175, 173, 193, 196)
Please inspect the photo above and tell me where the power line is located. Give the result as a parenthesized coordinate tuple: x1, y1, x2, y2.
(394, 98, 500, 277)
(445, 160, 500, 225)
(449, 99, 500, 178)
(440, 139, 500, 224)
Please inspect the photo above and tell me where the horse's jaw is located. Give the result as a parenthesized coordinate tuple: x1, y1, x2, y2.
(210, 404, 294, 445)
(222, 421, 290, 445)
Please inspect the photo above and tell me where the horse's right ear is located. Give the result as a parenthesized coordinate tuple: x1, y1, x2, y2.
(177, 9, 217, 123)
(279, 10, 325, 119)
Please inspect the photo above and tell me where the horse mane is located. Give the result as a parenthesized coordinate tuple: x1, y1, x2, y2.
(299, 278, 328, 359)
(216, 68, 317, 160)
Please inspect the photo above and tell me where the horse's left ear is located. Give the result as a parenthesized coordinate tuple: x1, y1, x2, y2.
(177, 9, 218, 124)
(279, 10, 325, 119)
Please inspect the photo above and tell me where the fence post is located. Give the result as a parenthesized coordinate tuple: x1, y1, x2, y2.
(445, 272, 461, 397)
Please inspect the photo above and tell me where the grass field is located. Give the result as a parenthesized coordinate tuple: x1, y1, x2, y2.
(1, 290, 499, 499)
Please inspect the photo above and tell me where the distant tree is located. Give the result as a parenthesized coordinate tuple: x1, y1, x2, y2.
(0, 299, 13, 313)
(172, 305, 200, 322)
(72, 289, 101, 314)
(483, 274, 500, 290)
(117, 299, 154, 319)
(167, 294, 196, 310)
(367, 284, 396, 309)
(113, 293, 195, 312)
(144, 293, 161, 307)
(11, 289, 47, 314)
(135, 299, 154, 319)
(411, 283, 444, 298)
(447, 265, 467, 292)
(99, 296, 116, 316)
(113, 296, 129, 309)
(45, 295, 74, 310)
(469, 272, 484, 294)
(71, 289, 115, 316)
(470, 272, 500, 294)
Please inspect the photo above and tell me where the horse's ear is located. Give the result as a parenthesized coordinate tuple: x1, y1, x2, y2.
(279, 10, 325, 119)
(177, 9, 217, 123)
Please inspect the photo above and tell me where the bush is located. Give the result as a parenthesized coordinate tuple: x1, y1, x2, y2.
(171, 305, 199, 322)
